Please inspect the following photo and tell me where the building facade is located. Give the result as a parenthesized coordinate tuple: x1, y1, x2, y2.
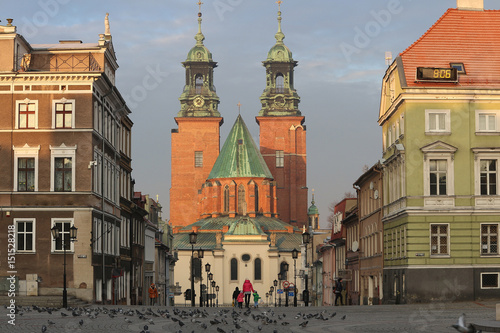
(379, 0, 500, 303)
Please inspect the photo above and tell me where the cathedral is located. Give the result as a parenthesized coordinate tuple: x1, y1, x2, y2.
(171, 3, 314, 306)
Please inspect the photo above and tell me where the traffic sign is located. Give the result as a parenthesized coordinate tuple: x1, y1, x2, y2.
(288, 291, 294, 297)
(277, 289, 283, 294)
(283, 281, 290, 289)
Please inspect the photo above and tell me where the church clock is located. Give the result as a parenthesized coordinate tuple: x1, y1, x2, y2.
(193, 96, 205, 108)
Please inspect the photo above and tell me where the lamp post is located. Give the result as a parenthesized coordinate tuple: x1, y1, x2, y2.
(273, 280, 277, 307)
(51, 224, 78, 309)
(302, 231, 311, 307)
(189, 231, 197, 307)
(215, 285, 219, 307)
(205, 263, 211, 307)
(197, 249, 204, 307)
(269, 286, 274, 307)
(292, 248, 299, 307)
(277, 272, 282, 307)
(211, 280, 216, 307)
(283, 262, 289, 307)
(265, 292, 269, 306)
(208, 272, 213, 307)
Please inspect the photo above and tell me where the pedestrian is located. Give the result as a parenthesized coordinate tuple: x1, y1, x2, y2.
(242, 279, 254, 308)
(148, 283, 158, 306)
(232, 287, 240, 307)
(334, 278, 343, 306)
(252, 290, 261, 308)
(236, 291, 244, 308)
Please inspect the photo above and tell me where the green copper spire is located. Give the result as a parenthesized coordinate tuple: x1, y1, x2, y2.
(308, 190, 319, 215)
(208, 115, 273, 180)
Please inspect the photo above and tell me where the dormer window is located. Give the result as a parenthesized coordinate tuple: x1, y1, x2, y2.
(195, 74, 203, 94)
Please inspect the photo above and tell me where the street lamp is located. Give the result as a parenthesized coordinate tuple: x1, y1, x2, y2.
(205, 262, 211, 307)
(197, 249, 204, 308)
(211, 280, 216, 307)
(189, 231, 197, 307)
(215, 285, 219, 307)
(273, 280, 277, 307)
(269, 286, 274, 307)
(208, 272, 213, 307)
(302, 231, 311, 307)
(292, 248, 299, 307)
(277, 272, 283, 307)
(51, 224, 77, 308)
(265, 292, 269, 306)
(283, 262, 289, 307)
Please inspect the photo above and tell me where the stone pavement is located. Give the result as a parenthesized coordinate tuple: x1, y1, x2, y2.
(1, 300, 497, 333)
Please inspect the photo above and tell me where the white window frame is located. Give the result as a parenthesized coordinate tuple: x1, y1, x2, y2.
(476, 110, 500, 134)
(15, 99, 38, 129)
(15, 218, 36, 253)
(430, 223, 450, 257)
(472, 149, 500, 197)
(52, 98, 76, 129)
(276, 150, 284, 168)
(481, 223, 499, 256)
(13, 144, 40, 192)
(423, 154, 455, 196)
(425, 109, 450, 135)
(480, 272, 500, 289)
(51, 218, 75, 252)
(50, 144, 77, 192)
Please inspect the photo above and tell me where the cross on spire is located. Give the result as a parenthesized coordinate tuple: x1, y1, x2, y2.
(276, 0, 282, 11)
(197, 0, 203, 12)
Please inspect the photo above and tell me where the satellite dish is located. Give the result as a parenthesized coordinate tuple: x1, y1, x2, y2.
(374, 190, 379, 200)
(352, 241, 359, 252)
(369, 182, 374, 190)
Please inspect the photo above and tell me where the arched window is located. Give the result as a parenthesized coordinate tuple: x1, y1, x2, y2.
(254, 184, 259, 214)
(223, 185, 230, 213)
(280, 261, 288, 281)
(276, 73, 284, 93)
(195, 74, 203, 94)
(230, 258, 238, 281)
(254, 258, 262, 281)
(238, 184, 246, 215)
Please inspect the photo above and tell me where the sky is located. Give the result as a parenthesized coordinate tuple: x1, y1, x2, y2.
(4, 0, 497, 228)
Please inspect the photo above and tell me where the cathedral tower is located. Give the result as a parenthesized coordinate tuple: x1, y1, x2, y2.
(170, 4, 223, 227)
(256, 3, 308, 228)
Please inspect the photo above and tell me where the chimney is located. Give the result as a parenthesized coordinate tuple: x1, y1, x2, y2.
(457, 0, 484, 10)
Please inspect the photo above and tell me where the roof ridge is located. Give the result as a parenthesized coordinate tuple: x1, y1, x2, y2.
(400, 8, 454, 57)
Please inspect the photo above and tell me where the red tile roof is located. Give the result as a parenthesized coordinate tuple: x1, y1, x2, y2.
(400, 8, 500, 88)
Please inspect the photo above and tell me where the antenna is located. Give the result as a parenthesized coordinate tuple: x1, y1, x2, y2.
(385, 51, 392, 66)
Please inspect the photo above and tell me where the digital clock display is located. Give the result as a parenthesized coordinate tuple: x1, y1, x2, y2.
(416, 67, 458, 82)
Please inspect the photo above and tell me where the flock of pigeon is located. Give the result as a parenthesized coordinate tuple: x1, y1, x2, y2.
(10, 304, 347, 333)
(7, 304, 482, 333)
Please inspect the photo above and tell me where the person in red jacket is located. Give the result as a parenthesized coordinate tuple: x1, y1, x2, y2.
(242, 279, 254, 308)
(236, 291, 244, 308)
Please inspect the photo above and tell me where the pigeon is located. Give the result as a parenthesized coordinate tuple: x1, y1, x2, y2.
(330, 312, 336, 318)
(299, 320, 308, 327)
(48, 319, 56, 326)
(61, 312, 68, 317)
(79, 319, 84, 326)
(41, 325, 47, 333)
(143, 324, 149, 330)
(217, 327, 226, 333)
(451, 313, 475, 333)
(124, 317, 132, 324)
(341, 315, 346, 320)
(148, 318, 155, 325)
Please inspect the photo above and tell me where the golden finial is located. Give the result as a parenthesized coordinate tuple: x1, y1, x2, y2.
(276, 0, 282, 11)
(237, 102, 242, 114)
(197, 1, 204, 12)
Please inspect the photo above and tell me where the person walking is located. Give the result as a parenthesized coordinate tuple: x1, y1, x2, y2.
(148, 283, 158, 306)
(232, 287, 240, 307)
(242, 279, 254, 308)
(236, 291, 244, 309)
(253, 290, 261, 308)
(334, 278, 343, 306)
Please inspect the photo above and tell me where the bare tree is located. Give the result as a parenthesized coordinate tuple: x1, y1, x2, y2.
(326, 191, 356, 228)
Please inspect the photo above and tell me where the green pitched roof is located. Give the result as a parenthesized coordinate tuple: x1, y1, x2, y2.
(208, 115, 273, 180)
